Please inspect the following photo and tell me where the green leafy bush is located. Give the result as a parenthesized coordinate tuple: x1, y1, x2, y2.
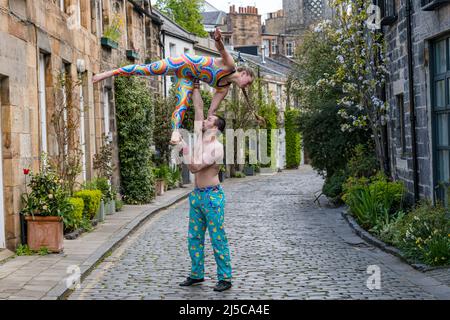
(322, 170, 348, 204)
(167, 165, 182, 189)
(347, 144, 379, 178)
(115, 199, 124, 212)
(395, 202, 450, 266)
(84, 178, 115, 202)
(343, 173, 405, 230)
(73, 190, 102, 220)
(63, 197, 85, 233)
(285, 109, 301, 169)
(115, 76, 155, 204)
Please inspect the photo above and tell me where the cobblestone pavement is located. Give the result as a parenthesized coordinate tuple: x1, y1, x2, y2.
(68, 166, 450, 300)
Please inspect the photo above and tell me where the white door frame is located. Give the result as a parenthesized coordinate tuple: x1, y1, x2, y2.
(0, 79, 5, 248)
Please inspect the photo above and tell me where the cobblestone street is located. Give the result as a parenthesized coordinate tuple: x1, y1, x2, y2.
(68, 167, 450, 300)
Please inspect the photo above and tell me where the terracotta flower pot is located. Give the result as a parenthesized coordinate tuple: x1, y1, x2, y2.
(25, 216, 64, 253)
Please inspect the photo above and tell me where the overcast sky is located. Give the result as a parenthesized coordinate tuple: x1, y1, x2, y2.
(151, 0, 283, 20)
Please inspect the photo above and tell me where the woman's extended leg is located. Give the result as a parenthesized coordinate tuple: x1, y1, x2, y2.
(111, 56, 187, 77)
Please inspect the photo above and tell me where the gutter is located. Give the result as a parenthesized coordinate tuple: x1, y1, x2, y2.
(406, 0, 420, 202)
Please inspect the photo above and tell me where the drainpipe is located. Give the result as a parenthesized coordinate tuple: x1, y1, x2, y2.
(406, 0, 419, 202)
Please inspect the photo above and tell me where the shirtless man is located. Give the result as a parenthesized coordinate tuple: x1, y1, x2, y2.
(178, 79, 232, 292)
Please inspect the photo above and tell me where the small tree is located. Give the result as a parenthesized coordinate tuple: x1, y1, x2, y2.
(326, 0, 389, 172)
(156, 0, 208, 37)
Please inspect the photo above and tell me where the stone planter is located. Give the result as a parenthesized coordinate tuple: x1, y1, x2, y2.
(101, 37, 118, 49)
(95, 200, 105, 222)
(25, 216, 64, 253)
(156, 179, 165, 196)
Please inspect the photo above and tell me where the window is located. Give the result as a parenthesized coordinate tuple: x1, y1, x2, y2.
(433, 35, 450, 203)
(38, 53, 49, 154)
(184, 48, 190, 54)
(380, 0, 397, 25)
(397, 94, 406, 155)
(169, 43, 176, 57)
(91, 0, 103, 36)
(271, 40, 277, 55)
(286, 41, 294, 57)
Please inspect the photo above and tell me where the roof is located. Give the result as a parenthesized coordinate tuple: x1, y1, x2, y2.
(201, 11, 227, 26)
(230, 51, 293, 78)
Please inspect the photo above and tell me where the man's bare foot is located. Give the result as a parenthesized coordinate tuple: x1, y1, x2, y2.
(170, 130, 182, 145)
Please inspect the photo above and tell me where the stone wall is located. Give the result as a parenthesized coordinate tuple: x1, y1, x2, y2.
(0, 0, 162, 249)
(383, 1, 450, 202)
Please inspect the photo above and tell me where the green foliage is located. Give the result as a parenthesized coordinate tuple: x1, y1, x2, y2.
(347, 144, 379, 178)
(233, 172, 246, 178)
(84, 178, 115, 202)
(342, 173, 405, 230)
(115, 199, 124, 212)
(153, 93, 174, 166)
(156, 0, 209, 37)
(285, 108, 301, 168)
(167, 165, 182, 189)
(38, 247, 50, 256)
(292, 28, 371, 178)
(395, 202, 450, 266)
(73, 190, 102, 220)
(115, 76, 155, 204)
(183, 89, 212, 133)
(93, 135, 114, 180)
(16, 244, 33, 256)
(322, 170, 348, 204)
(63, 197, 85, 233)
(21, 165, 72, 218)
(103, 13, 124, 42)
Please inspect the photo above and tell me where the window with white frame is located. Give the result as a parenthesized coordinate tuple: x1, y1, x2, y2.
(271, 40, 277, 55)
(263, 39, 270, 57)
(286, 41, 294, 57)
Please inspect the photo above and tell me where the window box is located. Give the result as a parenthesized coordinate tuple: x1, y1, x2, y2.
(421, 0, 450, 11)
(101, 37, 119, 49)
(126, 49, 140, 60)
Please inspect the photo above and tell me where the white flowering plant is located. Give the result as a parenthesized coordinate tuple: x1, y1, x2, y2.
(21, 163, 72, 218)
(323, 0, 389, 170)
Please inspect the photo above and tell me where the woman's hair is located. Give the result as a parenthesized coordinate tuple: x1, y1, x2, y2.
(236, 66, 255, 79)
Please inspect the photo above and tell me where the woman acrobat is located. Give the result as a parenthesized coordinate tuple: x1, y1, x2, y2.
(93, 28, 255, 144)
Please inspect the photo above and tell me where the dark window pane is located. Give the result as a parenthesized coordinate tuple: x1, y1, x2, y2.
(437, 113, 449, 146)
(435, 40, 446, 74)
(436, 80, 446, 109)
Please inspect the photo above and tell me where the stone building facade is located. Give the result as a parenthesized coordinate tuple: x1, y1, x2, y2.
(0, 0, 162, 250)
(382, 0, 450, 204)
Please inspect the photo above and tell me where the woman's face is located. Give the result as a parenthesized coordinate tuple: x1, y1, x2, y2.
(237, 72, 254, 88)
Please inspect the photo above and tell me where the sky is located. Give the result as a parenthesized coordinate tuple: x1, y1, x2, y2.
(204, 0, 283, 17)
(151, 0, 283, 20)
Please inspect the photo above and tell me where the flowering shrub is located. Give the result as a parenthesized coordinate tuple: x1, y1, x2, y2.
(395, 202, 450, 266)
(21, 166, 72, 218)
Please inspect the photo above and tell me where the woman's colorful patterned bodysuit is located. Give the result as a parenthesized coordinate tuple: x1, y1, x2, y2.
(112, 54, 235, 129)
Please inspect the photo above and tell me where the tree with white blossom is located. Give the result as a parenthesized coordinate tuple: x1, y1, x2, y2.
(318, 0, 389, 172)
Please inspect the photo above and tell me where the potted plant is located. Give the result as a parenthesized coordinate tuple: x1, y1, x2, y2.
(101, 14, 123, 49)
(243, 164, 255, 176)
(153, 167, 166, 196)
(21, 167, 72, 253)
